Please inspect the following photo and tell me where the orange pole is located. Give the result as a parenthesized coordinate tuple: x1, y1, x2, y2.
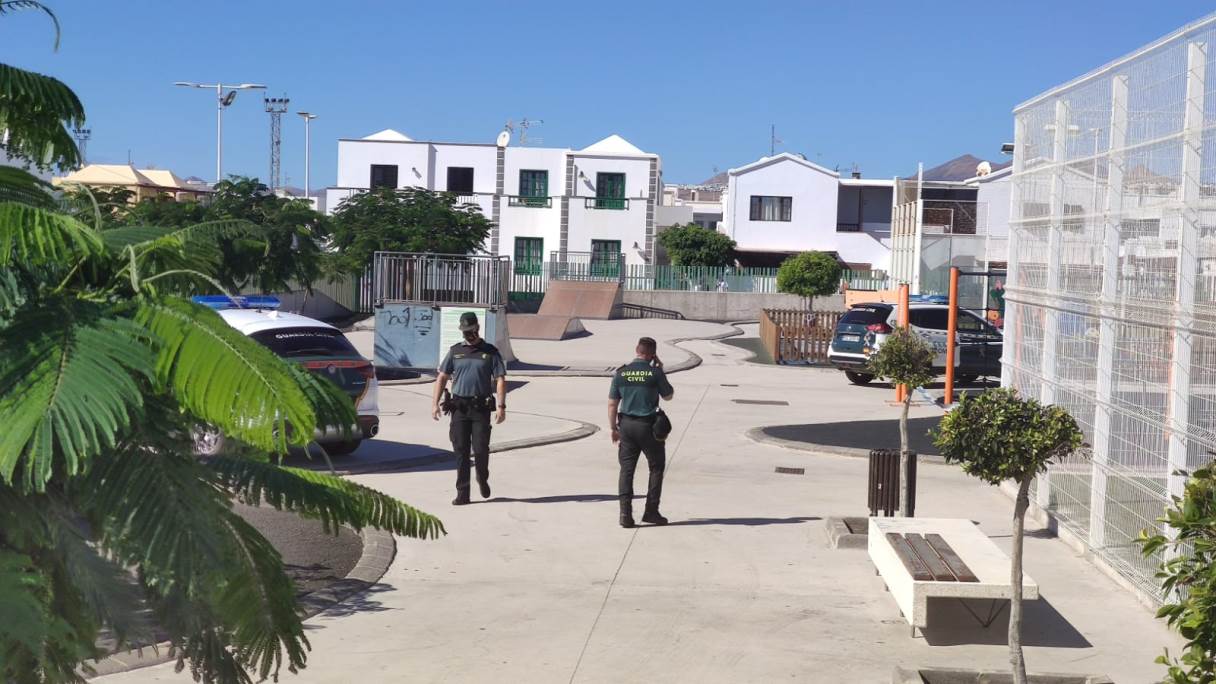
(896, 283, 910, 402)
(945, 267, 959, 405)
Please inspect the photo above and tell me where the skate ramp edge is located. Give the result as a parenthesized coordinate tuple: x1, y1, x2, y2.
(537, 281, 621, 320)
(508, 314, 586, 341)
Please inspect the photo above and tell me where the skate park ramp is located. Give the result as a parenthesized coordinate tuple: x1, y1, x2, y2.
(507, 314, 587, 341)
(537, 280, 622, 320)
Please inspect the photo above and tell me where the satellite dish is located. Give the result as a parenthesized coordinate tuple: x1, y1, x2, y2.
(496, 130, 510, 148)
(221, 90, 237, 107)
(976, 160, 993, 176)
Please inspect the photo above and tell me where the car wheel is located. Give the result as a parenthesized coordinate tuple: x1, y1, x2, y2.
(192, 427, 227, 456)
(323, 440, 362, 456)
(845, 371, 874, 385)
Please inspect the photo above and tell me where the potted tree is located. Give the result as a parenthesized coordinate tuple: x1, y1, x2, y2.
(1137, 466, 1216, 683)
(933, 388, 1084, 684)
(867, 326, 935, 516)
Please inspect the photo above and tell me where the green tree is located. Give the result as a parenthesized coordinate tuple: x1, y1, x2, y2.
(657, 223, 735, 267)
(327, 186, 494, 274)
(776, 251, 842, 314)
(0, 8, 443, 682)
(934, 388, 1083, 684)
(866, 326, 935, 516)
(1138, 467, 1216, 683)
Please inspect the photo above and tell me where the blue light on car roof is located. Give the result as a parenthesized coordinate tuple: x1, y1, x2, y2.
(191, 295, 282, 311)
(907, 294, 949, 304)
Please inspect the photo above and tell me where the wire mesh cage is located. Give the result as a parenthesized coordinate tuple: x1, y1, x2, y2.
(1006, 14, 1216, 602)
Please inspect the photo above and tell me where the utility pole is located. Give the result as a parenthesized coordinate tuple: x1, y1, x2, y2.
(174, 81, 266, 183)
(297, 111, 317, 201)
(264, 95, 289, 193)
(770, 125, 782, 156)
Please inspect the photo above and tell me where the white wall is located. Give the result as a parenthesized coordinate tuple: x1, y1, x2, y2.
(976, 173, 1011, 238)
(726, 158, 839, 251)
(431, 144, 497, 194)
(335, 140, 430, 189)
(567, 200, 650, 266)
(503, 147, 566, 196)
(569, 155, 652, 199)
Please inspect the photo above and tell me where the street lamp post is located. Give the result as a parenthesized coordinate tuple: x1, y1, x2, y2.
(174, 81, 266, 183)
(297, 111, 318, 201)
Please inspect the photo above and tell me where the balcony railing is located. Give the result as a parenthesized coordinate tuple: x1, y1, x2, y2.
(584, 197, 629, 210)
(836, 222, 862, 233)
(548, 250, 625, 282)
(508, 195, 552, 208)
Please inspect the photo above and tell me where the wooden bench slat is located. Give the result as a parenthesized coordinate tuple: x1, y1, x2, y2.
(905, 534, 957, 581)
(924, 533, 980, 583)
(885, 533, 932, 581)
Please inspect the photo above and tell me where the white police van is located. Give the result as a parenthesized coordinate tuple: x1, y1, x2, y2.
(193, 296, 379, 455)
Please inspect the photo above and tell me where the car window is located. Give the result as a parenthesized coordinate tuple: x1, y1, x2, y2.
(840, 306, 890, 326)
(908, 308, 949, 330)
(957, 312, 989, 332)
(250, 327, 359, 358)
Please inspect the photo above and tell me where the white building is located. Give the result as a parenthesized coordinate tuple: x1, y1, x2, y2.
(325, 129, 661, 268)
(720, 153, 894, 269)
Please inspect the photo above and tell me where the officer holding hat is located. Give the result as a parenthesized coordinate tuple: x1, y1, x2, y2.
(608, 336, 674, 528)
(432, 311, 507, 505)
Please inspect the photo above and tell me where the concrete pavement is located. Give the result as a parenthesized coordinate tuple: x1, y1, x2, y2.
(99, 320, 1181, 683)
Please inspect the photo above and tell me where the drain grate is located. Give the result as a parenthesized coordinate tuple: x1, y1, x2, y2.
(775, 466, 805, 475)
(720, 383, 739, 387)
(733, 399, 790, 406)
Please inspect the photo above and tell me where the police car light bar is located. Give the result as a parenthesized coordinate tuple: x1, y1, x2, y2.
(907, 294, 949, 304)
(191, 295, 282, 311)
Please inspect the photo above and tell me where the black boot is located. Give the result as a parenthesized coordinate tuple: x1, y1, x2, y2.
(642, 507, 668, 526)
(619, 502, 635, 528)
(452, 491, 471, 506)
(478, 478, 491, 499)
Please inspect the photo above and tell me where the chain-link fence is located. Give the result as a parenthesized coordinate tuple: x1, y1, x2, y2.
(1006, 13, 1216, 603)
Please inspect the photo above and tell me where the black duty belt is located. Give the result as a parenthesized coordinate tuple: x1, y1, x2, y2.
(441, 393, 496, 414)
(620, 414, 657, 423)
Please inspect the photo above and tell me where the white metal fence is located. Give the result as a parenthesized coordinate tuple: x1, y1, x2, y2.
(1006, 13, 1216, 602)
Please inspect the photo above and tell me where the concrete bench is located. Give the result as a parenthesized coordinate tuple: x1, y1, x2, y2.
(868, 517, 1039, 637)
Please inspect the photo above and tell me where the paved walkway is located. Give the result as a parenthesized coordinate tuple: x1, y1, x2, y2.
(100, 321, 1180, 683)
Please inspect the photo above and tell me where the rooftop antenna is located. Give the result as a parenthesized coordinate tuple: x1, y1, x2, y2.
(770, 124, 783, 156)
(72, 127, 91, 165)
(506, 118, 544, 146)
(264, 94, 290, 192)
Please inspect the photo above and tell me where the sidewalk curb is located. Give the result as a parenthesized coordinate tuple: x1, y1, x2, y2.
(744, 426, 948, 465)
(85, 527, 398, 679)
(322, 415, 601, 476)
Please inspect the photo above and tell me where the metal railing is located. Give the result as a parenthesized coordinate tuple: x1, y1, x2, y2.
(624, 265, 780, 293)
(547, 251, 625, 282)
(507, 195, 552, 208)
(618, 303, 685, 320)
(841, 268, 891, 291)
(583, 197, 630, 210)
(836, 222, 862, 233)
(372, 252, 510, 307)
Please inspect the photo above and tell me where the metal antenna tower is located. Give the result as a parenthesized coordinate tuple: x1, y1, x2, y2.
(72, 127, 91, 164)
(264, 95, 289, 192)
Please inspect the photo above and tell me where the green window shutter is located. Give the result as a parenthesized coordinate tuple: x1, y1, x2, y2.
(595, 173, 625, 209)
(514, 237, 543, 275)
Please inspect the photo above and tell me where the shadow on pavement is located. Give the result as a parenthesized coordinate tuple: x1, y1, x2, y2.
(664, 516, 821, 527)
(305, 582, 396, 621)
(487, 493, 636, 504)
(920, 595, 1091, 648)
(763, 418, 942, 456)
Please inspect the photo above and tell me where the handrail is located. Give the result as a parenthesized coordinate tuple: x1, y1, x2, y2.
(583, 197, 629, 210)
(507, 195, 553, 208)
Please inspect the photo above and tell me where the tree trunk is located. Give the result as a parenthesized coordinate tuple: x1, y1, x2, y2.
(1010, 476, 1031, 684)
(899, 393, 910, 517)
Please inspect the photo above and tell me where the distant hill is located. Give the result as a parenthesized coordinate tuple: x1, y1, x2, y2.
(905, 154, 1011, 182)
(701, 171, 728, 186)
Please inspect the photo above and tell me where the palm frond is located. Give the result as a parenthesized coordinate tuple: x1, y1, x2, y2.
(0, 164, 56, 209)
(135, 297, 320, 453)
(284, 363, 357, 440)
(0, 2, 61, 49)
(79, 444, 308, 682)
(0, 63, 84, 170)
(0, 301, 155, 491)
(101, 219, 259, 252)
(208, 455, 446, 539)
(0, 202, 101, 267)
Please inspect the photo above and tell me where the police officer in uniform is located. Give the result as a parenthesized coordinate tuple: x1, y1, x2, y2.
(608, 336, 674, 528)
(432, 312, 507, 505)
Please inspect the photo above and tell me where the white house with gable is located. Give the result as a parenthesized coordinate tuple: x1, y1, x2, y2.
(721, 152, 894, 269)
(325, 129, 660, 269)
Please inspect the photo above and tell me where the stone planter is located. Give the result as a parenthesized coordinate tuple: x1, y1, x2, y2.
(891, 667, 1113, 684)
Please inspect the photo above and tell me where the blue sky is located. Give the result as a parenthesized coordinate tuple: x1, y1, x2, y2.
(3, 1, 1212, 187)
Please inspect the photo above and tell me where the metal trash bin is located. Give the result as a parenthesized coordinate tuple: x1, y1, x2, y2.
(868, 449, 917, 517)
